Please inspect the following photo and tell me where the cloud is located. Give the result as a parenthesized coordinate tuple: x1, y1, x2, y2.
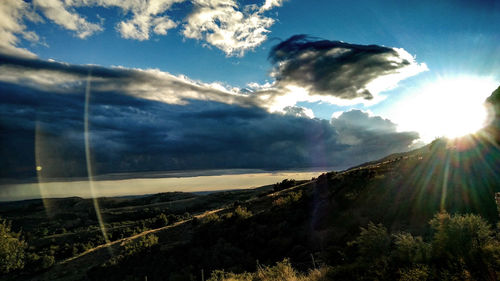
(268, 35, 427, 103)
(110, 0, 182, 40)
(0, 52, 420, 180)
(283, 106, 315, 119)
(182, 0, 282, 56)
(42, 0, 183, 40)
(0, 33, 427, 117)
(0, 0, 40, 58)
(33, 0, 103, 39)
(0, 0, 283, 57)
(260, 0, 285, 11)
(329, 109, 420, 164)
(0, 53, 258, 108)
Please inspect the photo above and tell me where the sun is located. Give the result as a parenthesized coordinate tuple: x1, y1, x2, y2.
(388, 76, 498, 143)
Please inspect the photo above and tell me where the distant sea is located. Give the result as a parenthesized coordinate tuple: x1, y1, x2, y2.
(0, 168, 338, 201)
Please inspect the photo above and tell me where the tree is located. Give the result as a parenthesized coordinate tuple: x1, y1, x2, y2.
(350, 222, 391, 259)
(430, 212, 492, 259)
(0, 218, 26, 274)
(429, 211, 496, 280)
(273, 179, 297, 192)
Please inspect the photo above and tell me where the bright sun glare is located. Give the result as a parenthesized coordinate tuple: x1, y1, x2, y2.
(390, 77, 497, 143)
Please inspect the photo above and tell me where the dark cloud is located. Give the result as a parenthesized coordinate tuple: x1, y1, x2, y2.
(0, 52, 420, 181)
(268, 35, 426, 100)
(331, 110, 419, 164)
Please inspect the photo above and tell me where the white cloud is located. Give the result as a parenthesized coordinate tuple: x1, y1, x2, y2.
(0, 35, 427, 124)
(63, 0, 185, 40)
(1, 0, 284, 56)
(110, 0, 182, 40)
(33, 0, 103, 39)
(152, 16, 177, 35)
(183, 0, 282, 56)
(0, 0, 40, 57)
(260, 0, 284, 11)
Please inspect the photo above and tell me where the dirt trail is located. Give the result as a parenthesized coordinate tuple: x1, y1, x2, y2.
(32, 208, 224, 281)
(29, 182, 315, 281)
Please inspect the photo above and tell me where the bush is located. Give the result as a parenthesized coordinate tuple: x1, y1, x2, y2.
(0, 218, 26, 274)
(201, 213, 221, 224)
(398, 265, 430, 281)
(272, 191, 303, 207)
(234, 206, 252, 219)
(273, 179, 297, 192)
(208, 259, 330, 281)
(392, 232, 430, 264)
(26, 253, 55, 272)
(430, 211, 493, 260)
(349, 222, 390, 260)
(123, 234, 158, 256)
(154, 213, 169, 228)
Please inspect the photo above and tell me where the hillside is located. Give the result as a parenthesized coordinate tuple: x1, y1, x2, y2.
(2, 86, 500, 281)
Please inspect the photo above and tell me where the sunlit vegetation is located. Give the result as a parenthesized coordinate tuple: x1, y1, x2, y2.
(208, 259, 330, 281)
(0, 219, 26, 274)
(273, 191, 303, 207)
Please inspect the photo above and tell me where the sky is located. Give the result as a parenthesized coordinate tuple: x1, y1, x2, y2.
(0, 0, 499, 192)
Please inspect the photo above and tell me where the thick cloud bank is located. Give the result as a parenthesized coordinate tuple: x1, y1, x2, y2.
(268, 35, 427, 103)
(0, 51, 420, 180)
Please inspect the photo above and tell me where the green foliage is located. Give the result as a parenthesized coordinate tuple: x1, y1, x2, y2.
(398, 265, 430, 281)
(392, 232, 430, 264)
(430, 211, 493, 259)
(272, 191, 303, 207)
(123, 234, 158, 256)
(0, 218, 26, 274)
(26, 252, 55, 272)
(208, 259, 330, 281)
(234, 206, 252, 219)
(201, 213, 222, 224)
(154, 213, 169, 228)
(349, 222, 391, 260)
(273, 179, 297, 192)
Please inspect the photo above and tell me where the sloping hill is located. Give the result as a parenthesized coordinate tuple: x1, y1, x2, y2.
(10, 85, 500, 281)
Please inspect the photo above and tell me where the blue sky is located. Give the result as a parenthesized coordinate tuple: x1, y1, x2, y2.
(0, 0, 499, 183)
(21, 0, 499, 84)
(15, 0, 499, 123)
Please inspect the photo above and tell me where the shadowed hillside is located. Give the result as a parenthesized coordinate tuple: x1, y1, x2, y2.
(2, 86, 500, 281)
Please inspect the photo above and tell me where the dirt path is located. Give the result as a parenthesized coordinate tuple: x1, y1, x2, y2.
(32, 208, 224, 281)
(28, 182, 314, 281)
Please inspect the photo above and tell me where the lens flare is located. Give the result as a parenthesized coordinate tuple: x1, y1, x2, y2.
(84, 70, 111, 245)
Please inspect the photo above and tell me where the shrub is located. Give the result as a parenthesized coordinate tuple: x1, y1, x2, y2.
(273, 179, 297, 192)
(430, 211, 493, 260)
(123, 234, 158, 256)
(392, 232, 430, 264)
(273, 191, 303, 207)
(0, 218, 26, 274)
(201, 213, 221, 224)
(234, 206, 252, 219)
(208, 259, 330, 281)
(349, 222, 390, 259)
(398, 265, 430, 281)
